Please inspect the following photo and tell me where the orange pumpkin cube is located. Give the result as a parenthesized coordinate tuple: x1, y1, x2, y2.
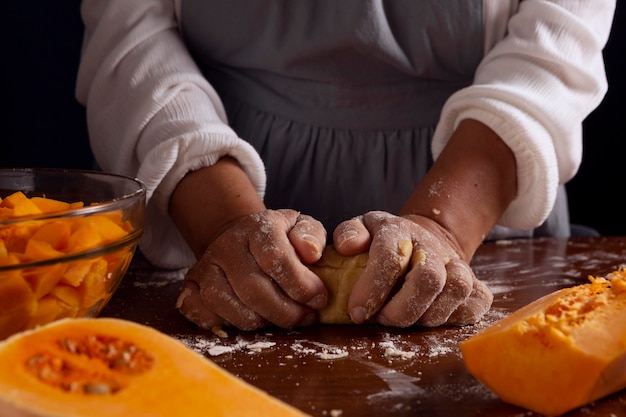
(30, 197, 71, 213)
(0, 192, 42, 217)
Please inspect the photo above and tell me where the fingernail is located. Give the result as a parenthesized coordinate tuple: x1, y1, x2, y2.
(336, 230, 358, 248)
(378, 314, 391, 326)
(301, 234, 322, 256)
(175, 287, 192, 309)
(298, 313, 316, 327)
(307, 293, 327, 309)
(350, 306, 367, 323)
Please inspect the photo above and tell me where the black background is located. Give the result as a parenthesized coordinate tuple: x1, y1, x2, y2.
(3, 1, 624, 235)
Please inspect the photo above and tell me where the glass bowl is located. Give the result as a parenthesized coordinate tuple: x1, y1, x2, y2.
(0, 168, 145, 339)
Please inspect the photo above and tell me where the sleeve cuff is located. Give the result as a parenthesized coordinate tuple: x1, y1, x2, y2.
(432, 92, 560, 231)
(136, 133, 266, 269)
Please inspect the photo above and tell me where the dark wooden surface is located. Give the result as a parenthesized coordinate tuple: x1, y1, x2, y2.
(101, 236, 626, 417)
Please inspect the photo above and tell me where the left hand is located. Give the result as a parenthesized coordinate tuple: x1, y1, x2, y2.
(177, 209, 328, 330)
(333, 211, 493, 327)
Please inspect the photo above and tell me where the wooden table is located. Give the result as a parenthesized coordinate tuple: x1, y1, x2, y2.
(101, 236, 626, 416)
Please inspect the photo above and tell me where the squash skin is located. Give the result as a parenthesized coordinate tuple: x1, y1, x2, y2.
(460, 269, 626, 416)
(0, 318, 308, 417)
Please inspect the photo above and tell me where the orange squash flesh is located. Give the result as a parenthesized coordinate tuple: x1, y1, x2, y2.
(460, 268, 626, 416)
(0, 192, 136, 339)
(0, 318, 308, 417)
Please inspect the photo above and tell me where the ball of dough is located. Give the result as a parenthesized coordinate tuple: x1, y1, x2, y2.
(309, 241, 412, 324)
(308, 246, 369, 324)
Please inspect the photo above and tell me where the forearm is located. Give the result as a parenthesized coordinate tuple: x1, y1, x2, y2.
(400, 119, 517, 261)
(169, 157, 267, 259)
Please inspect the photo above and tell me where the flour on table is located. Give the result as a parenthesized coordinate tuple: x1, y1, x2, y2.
(176, 334, 261, 357)
(291, 341, 349, 360)
(176, 320, 493, 363)
(379, 341, 416, 359)
(247, 341, 277, 352)
(316, 348, 349, 360)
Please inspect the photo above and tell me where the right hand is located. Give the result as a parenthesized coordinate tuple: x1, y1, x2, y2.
(177, 209, 329, 331)
(333, 211, 493, 327)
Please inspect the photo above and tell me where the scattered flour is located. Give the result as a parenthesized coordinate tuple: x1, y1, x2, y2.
(247, 341, 277, 353)
(177, 325, 481, 364)
(209, 345, 239, 356)
(426, 345, 452, 358)
(290, 342, 318, 356)
(315, 348, 349, 360)
(291, 341, 349, 360)
(379, 341, 416, 359)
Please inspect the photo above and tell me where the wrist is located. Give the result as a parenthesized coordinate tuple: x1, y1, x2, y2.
(169, 157, 266, 258)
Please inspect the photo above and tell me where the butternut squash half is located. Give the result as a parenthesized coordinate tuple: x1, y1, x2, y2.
(0, 318, 307, 417)
(460, 268, 626, 416)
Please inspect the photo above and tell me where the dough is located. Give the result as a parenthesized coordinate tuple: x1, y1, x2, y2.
(309, 241, 412, 324)
(309, 246, 369, 324)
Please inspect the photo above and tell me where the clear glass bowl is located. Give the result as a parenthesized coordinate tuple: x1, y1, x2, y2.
(0, 168, 145, 339)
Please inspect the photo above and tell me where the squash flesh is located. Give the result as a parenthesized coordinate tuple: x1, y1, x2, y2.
(460, 269, 626, 416)
(0, 192, 136, 339)
(0, 318, 308, 417)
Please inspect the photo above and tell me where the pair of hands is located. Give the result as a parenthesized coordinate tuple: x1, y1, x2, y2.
(177, 209, 493, 331)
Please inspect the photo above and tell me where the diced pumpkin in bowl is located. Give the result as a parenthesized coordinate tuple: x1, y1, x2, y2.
(0, 191, 42, 217)
(0, 302, 37, 341)
(24, 295, 64, 329)
(0, 270, 37, 315)
(77, 259, 110, 308)
(30, 196, 72, 213)
(23, 263, 66, 299)
(0, 184, 143, 339)
(24, 239, 65, 263)
(30, 220, 71, 251)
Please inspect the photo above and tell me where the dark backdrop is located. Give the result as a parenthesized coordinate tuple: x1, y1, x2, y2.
(3, 1, 92, 170)
(2, 1, 624, 235)
(566, 1, 626, 236)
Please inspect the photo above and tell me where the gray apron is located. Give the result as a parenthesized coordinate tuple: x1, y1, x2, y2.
(181, 0, 570, 239)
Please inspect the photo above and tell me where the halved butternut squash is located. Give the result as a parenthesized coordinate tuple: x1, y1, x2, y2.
(460, 268, 626, 416)
(0, 318, 308, 417)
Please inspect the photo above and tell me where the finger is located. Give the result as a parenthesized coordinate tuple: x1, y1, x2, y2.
(250, 210, 328, 309)
(176, 279, 226, 330)
(287, 212, 327, 264)
(446, 277, 494, 325)
(216, 242, 317, 328)
(417, 258, 474, 327)
(197, 263, 268, 330)
(347, 223, 413, 323)
(375, 245, 446, 327)
(229, 268, 317, 328)
(333, 216, 371, 255)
